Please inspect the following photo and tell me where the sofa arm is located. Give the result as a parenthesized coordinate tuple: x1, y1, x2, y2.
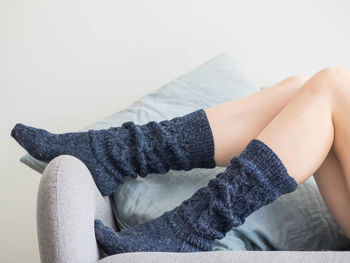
(37, 155, 117, 263)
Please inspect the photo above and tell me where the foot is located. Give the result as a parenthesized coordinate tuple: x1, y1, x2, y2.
(11, 123, 120, 195)
(94, 215, 210, 255)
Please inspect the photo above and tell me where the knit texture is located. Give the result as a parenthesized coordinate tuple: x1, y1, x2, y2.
(94, 139, 298, 255)
(10, 109, 216, 196)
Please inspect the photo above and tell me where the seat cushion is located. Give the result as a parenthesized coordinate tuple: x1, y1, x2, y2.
(98, 251, 350, 263)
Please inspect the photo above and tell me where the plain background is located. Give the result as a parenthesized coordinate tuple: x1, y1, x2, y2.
(1, 0, 350, 261)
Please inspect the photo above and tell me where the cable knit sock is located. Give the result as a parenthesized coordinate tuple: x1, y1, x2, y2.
(10, 109, 215, 196)
(94, 139, 298, 255)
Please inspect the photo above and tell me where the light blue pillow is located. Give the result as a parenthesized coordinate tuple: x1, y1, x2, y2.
(20, 53, 258, 173)
(20, 53, 350, 251)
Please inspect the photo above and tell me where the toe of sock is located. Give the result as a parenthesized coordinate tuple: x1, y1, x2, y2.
(10, 123, 36, 152)
(11, 124, 40, 158)
(11, 123, 27, 141)
(94, 219, 124, 255)
(10, 123, 56, 161)
(94, 219, 107, 241)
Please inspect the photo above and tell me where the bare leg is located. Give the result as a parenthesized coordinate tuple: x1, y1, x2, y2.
(205, 68, 350, 239)
(204, 71, 350, 238)
(255, 67, 350, 238)
(205, 76, 308, 166)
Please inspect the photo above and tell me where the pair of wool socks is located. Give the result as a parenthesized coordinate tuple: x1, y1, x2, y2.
(11, 109, 216, 196)
(94, 138, 298, 254)
(11, 109, 298, 255)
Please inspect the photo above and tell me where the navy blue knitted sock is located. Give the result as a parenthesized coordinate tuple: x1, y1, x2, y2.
(10, 109, 215, 196)
(94, 139, 298, 255)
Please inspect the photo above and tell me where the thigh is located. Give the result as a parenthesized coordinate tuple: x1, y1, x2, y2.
(205, 76, 307, 166)
(256, 71, 335, 184)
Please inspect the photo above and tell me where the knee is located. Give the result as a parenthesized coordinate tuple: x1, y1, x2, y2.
(318, 67, 350, 80)
(314, 67, 350, 87)
(306, 67, 350, 96)
(284, 75, 309, 86)
(278, 75, 309, 93)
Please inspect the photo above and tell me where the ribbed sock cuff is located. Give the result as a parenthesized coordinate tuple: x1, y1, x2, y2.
(238, 139, 298, 194)
(178, 109, 216, 169)
(88, 130, 124, 194)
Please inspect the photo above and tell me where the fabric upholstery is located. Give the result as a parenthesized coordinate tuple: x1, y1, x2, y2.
(37, 155, 350, 262)
(99, 251, 350, 263)
(37, 155, 117, 262)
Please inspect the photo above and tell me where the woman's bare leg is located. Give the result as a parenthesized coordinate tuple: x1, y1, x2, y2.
(255, 67, 350, 238)
(204, 69, 350, 238)
(205, 75, 308, 167)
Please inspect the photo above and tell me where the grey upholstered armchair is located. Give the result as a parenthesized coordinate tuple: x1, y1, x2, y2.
(36, 155, 350, 263)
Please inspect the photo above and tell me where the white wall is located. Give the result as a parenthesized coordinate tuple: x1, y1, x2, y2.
(1, 0, 350, 261)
